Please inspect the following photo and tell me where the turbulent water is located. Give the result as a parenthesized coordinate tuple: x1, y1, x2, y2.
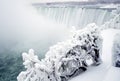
(0, 1, 120, 81)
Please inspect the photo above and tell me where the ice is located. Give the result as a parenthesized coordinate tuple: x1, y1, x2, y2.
(70, 29, 120, 81)
(17, 5, 120, 81)
(18, 28, 120, 81)
(17, 23, 103, 81)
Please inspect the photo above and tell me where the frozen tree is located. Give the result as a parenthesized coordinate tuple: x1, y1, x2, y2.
(112, 33, 120, 67)
(17, 23, 103, 81)
(17, 49, 58, 81)
(54, 23, 103, 80)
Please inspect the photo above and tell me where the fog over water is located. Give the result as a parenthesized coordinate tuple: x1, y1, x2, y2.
(0, 1, 71, 80)
(0, 0, 70, 57)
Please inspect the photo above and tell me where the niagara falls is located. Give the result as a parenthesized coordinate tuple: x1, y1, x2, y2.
(0, 0, 120, 81)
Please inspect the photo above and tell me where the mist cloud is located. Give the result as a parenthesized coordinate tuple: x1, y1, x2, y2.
(0, 0, 70, 56)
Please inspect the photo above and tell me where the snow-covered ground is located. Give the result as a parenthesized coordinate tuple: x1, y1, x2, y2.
(17, 27, 120, 81)
(70, 29, 120, 81)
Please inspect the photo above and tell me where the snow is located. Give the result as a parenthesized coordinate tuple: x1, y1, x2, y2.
(18, 28, 120, 81)
(70, 29, 120, 81)
(17, 27, 120, 81)
(103, 66, 120, 81)
(70, 65, 120, 81)
(17, 23, 103, 81)
(17, 5, 120, 81)
(100, 4, 118, 9)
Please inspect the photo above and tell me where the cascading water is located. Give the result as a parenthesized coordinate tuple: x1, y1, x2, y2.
(34, 4, 119, 28)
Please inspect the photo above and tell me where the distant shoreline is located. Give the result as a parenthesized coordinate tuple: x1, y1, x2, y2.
(32, 1, 120, 6)
(32, 1, 120, 10)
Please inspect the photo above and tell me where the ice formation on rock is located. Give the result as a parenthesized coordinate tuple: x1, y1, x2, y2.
(112, 33, 120, 67)
(17, 23, 103, 81)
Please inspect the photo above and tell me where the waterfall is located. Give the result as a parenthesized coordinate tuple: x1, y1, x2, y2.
(34, 4, 118, 28)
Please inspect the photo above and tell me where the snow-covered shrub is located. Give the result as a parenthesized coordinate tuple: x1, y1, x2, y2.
(112, 33, 120, 67)
(17, 49, 57, 81)
(52, 23, 103, 80)
(17, 23, 103, 81)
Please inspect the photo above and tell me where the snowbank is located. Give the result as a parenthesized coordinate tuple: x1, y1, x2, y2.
(70, 29, 120, 81)
(103, 66, 120, 81)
